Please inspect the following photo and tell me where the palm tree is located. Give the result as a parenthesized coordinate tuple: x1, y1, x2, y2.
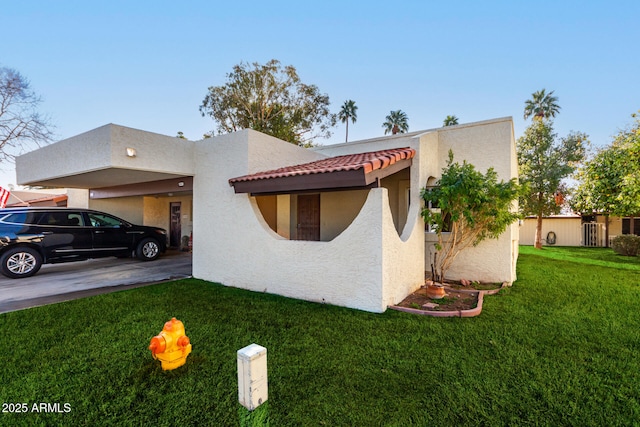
(443, 115, 459, 126)
(524, 89, 560, 121)
(338, 100, 358, 142)
(383, 110, 409, 135)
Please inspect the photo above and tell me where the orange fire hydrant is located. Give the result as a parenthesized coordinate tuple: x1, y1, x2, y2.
(149, 317, 192, 370)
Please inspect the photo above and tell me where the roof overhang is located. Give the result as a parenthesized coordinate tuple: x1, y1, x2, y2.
(88, 176, 193, 199)
(21, 167, 190, 190)
(229, 147, 415, 196)
(16, 123, 195, 190)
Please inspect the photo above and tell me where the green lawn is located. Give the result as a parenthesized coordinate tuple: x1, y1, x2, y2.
(1, 247, 639, 426)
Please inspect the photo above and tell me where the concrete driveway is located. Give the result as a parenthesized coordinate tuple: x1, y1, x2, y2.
(0, 250, 192, 313)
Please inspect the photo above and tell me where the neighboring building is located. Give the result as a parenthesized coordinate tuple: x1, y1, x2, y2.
(519, 215, 583, 246)
(6, 190, 67, 207)
(589, 215, 640, 240)
(5, 188, 89, 207)
(15, 117, 519, 313)
(520, 214, 640, 247)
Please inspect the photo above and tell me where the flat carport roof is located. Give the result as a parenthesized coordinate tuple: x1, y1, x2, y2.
(16, 123, 195, 190)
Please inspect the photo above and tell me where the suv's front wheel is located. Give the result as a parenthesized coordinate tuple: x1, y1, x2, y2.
(136, 238, 161, 261)
(0, 247, 43, 278)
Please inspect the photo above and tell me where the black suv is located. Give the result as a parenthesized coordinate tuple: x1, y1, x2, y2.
(0, 207, 167, 279)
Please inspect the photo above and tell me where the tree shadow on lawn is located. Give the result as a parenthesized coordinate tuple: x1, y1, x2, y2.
(519, 246, 640, 271)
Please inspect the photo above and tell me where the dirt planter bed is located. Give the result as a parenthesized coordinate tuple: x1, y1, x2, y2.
(388, 282, 508, 318)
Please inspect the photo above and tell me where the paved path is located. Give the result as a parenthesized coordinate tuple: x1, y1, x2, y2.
(0, 251, 192, 313)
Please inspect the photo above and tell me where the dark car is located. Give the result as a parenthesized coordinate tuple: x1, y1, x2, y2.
(0, 207, 167, 279)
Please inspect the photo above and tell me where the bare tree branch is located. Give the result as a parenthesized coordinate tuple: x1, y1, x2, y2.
(0, 67, 55, 163)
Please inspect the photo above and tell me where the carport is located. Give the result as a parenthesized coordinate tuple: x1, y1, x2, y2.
(16, 124, 196, 249)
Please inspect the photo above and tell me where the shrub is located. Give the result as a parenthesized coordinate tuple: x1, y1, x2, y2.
(611, 235, 640, 256)
(421, 150, 520, 282)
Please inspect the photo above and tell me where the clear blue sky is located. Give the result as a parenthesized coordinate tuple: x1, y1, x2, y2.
(2, 0, 639, 187)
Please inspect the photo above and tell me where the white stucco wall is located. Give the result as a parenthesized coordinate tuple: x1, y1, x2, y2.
(436, 119, 514, 179)
(424, 119, 519, 284)
(319, 118, 519, 284)
(193, 129, 425, 313)
(425, 232, 515, 283)
(16, 124, 194, 186)
(17, 125, 113, 185)
(381, 190, 426, 307)
(65, 189, 90, 208)
(107, 125, 194, 175)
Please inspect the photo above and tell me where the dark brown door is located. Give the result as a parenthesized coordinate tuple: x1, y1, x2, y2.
(297, 194, 320, 241)
(170, 202, 181, 248)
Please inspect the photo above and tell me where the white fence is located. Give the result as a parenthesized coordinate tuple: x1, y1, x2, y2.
(582, 223, 605, 247)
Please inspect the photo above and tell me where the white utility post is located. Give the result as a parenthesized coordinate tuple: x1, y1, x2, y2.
(237, 343, 268, 410)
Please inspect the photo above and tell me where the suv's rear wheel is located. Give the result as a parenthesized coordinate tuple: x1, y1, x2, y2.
(1, 247, 43, 278)
(136, 238, 160, 261)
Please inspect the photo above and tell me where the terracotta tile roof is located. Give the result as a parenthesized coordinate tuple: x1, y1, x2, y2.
(7, 194, 68, 207)
(229, 147, 415, 183)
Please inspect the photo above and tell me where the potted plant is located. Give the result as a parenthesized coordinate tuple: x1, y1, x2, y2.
(426, 280, 446, 299)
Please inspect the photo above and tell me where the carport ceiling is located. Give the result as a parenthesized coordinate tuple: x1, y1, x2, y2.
(23, 167, 187, 189)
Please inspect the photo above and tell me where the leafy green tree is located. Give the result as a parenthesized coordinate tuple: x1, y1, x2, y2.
(524, 89, 560, 121)
(517, 120, 588, 248)
(383, 110, 409, 135)
(421, 150, 521, 282)
(338, 100, 358, 143)
(199, 59, 336, 147)
(443, 115, 459, 126)
(0, 67, 54, 163)
(573, 112, 640, 241)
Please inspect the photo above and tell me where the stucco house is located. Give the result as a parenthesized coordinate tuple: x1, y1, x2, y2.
(15, 117, 519, 313)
